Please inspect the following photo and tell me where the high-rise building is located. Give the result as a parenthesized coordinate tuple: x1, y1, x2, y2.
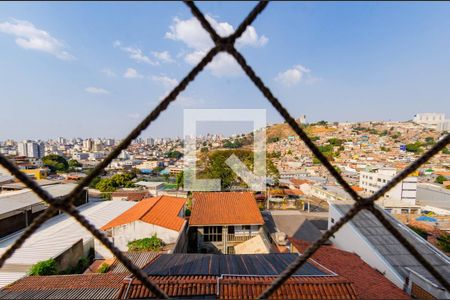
(146, 137, 154, 146)
(83, 139, 93, 152)
(17, 141, 28, 157)
(18, 141, 44, 158)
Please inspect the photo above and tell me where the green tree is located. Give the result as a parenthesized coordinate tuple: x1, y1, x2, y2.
(424, 136, 435, 145)
(89, 176, 101, 188)
(42, 154, 69, 172)
(405, 142, 423, 153)
(442, 147, 450, 155)
(328, 138, 344, 146)
(176, 171, 184, 190)
(435, 175, 447, 184)
(68, 159, 82, 170)
(437, 233, 450, 253)
(95, 178, 117, 192)
(268, 136, 280, 143)
(29, 259, 58, 276)
(165, 150, 183, 159)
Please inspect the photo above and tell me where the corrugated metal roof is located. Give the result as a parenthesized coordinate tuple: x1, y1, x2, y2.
(143, 254, 328, 276)
(0, 272, 26, 290)
(108, 252, 159, 274)
(0, 183, 78, 215)
(0, 200, 135, 288)
(219, 276, 357, 300)
(335, 203, 450, 288)
(120, 275, 356, 299)
(0, 273, 125, 299)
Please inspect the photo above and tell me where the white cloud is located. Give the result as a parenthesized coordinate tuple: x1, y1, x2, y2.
(114, 40, 158, 65)
(165, 15, 268, 77)
(275, 65, 319, 86)
(85, 87, 110, 95)
(101, 68, 117, 77)
(123, 67, 143, 79)
(151, 74, 178, 89)
(152, 50, 174, 63)
(0, 19, 74, 60)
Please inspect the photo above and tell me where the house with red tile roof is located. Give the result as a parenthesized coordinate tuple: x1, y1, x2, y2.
(289, 178, 313, 194)
(96, 196, 186, 258)
(290, 239, 409, 299)
(190, 192, 265, 254)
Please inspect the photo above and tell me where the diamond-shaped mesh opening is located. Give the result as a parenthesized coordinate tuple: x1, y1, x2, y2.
(0, 1, 449, 299)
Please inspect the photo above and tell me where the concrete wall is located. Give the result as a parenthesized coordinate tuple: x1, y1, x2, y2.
(328, 204, 405, 289)
(54, 239, 84, 272)
(95, 220, 182, 259)
(0, 208, 53, 239)
(172, 223, 188, 253)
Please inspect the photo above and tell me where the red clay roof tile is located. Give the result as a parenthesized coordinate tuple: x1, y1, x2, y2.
(101, 196, 186, 231)
(119, 275, 357, 299)
(290, 239, 409, 300)
(189, 192, 264, 226)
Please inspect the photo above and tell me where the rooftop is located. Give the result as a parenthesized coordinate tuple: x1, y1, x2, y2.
(0, 183, 78, 216)
(333, 203, 450, 288)
(142, 253, 329, 276)
(290, 239, 409, 299)
(0, 200, 135, 288)
(101, 195, 186, 232)
(0, 273, 125, 299)
(263, 211, 323, 243)
(190, 192, 264, 226)
(120, 275, 357, 299)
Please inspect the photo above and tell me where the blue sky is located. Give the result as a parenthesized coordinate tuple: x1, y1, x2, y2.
(1, 1, 450, 140)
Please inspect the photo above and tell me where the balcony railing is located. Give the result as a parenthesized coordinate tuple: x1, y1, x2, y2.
(227, 234, 256, 242)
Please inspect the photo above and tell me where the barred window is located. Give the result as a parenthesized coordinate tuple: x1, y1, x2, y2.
(203, 226, 223, 242)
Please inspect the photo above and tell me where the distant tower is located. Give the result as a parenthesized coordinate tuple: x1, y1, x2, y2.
(297, 115, 306, 124)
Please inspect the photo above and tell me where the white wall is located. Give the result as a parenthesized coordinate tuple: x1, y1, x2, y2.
(95, 220, 183, 259)
(328, 204, 405, 289)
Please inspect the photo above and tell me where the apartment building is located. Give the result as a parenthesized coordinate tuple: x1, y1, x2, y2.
(359, 167, 417, 206)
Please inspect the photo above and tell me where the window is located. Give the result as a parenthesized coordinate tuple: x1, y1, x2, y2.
(228, 226, 235, 234)
(203, 226, 222, 242)
(242, 225, 251, 230)
(331, 218, 335, 224)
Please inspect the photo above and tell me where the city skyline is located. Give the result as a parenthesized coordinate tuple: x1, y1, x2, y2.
(1, 2, 450, 140)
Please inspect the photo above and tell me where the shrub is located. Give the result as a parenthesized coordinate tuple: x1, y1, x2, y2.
(128, 234, 164, 252)
(408, 225, 428, 239)
(74, 256, 90, 274)
(435, 175, 446, 184)
(437, 233, 450, 253)
(97, 263, 110, 273)
(29, 259, 58, 276)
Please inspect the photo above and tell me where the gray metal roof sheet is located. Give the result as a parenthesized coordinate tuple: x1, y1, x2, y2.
(0, 183, 78, 216)
(143, 253, 328, 276)
(335, 204, 450, 287)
